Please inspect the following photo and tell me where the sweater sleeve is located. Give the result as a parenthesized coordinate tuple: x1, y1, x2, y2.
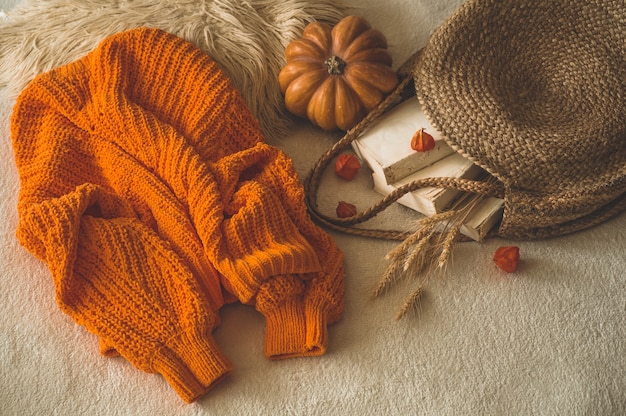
(207, 144, 345, 359)
(253, 150, 345, 359)
(16, 184, 233, 403)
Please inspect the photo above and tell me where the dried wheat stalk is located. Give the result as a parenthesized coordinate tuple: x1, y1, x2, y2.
(374, 176, 497, 319)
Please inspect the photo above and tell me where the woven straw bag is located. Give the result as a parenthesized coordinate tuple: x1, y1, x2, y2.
(305, 0, 626, 241)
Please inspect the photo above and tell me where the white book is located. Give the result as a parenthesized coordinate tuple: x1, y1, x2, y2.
(351, 98, 454, 185)
(350, 97, 504, 241)
(372, 152, 482, 217)
(459, 196, 505, 242)
(370, 152, 504, 241)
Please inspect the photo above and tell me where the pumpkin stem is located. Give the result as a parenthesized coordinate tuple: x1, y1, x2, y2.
(325, 56, 346, 75)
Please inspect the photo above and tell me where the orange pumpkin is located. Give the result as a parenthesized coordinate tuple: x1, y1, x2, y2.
(279, 15, 398, 131)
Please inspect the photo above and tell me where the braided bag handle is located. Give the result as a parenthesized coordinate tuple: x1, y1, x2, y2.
(303, 51, 505, 240)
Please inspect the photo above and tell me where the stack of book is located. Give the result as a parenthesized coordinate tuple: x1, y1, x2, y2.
(351, 98, 504, 242)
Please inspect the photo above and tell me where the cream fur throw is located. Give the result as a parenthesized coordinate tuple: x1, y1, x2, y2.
(0, 0, 345, 138)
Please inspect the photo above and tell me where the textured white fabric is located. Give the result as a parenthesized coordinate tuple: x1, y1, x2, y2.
(1, 0, 625, 414)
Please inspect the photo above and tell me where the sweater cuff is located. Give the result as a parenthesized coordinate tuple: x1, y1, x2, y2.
(263, 297, 328, 359)
(152, 330, 233, 403)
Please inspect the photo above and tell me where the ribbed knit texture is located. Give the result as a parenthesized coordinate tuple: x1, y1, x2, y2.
(10, 27, 344, 403)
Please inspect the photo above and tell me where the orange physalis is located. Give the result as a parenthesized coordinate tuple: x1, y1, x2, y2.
(493, 246, 520, 273)
(336, 201, 357, 218)
(335, 153, 361, 180)
(411, 128, 435, 152)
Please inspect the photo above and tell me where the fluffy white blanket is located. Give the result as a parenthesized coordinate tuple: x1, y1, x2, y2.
(1, 0, 625, 414)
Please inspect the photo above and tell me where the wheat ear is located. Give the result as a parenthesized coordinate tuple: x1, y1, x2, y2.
(396, 286, 423, 320)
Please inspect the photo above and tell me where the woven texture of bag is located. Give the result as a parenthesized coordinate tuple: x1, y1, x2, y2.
(414, 0, 626, 239)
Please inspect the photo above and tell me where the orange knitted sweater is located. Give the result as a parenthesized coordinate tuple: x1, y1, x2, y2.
(11, 28, 344, 403)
